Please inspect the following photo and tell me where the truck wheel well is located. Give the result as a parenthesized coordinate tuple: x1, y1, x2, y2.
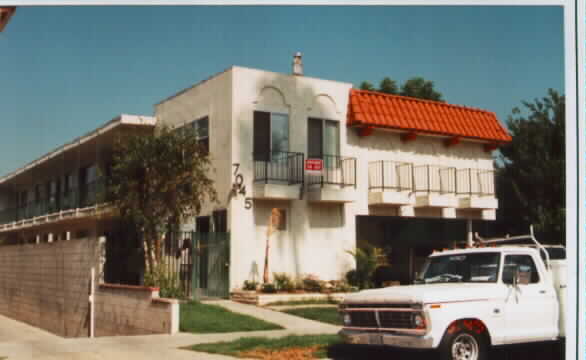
(443, 318, 492, 346)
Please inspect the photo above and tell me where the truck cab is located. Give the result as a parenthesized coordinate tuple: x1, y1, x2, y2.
(339, 230, 566, 360)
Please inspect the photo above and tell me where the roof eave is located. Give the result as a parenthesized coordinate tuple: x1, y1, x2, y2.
(347, 120, 511, 144)
(0, 114, 157, 186)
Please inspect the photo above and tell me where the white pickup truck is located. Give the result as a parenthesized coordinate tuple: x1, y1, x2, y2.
(339, 229, 566, 360)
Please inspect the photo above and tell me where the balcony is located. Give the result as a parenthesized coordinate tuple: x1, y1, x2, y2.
(0, 180, 110, 231)
(368, 161, 498, 218)
(368, 161, 414, 206)
(306, 155, 357, 203)
(252, 151, 304, 200)
(456, 169, 498, 209)
(413, 165, 458, 209)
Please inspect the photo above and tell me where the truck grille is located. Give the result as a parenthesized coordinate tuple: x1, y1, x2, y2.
(378, 311, 412, 329)
(349, 312, 378, 328)
(347, 310, 415, 329)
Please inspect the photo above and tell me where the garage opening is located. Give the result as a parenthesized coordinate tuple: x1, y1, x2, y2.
(355, 216, 490, 286)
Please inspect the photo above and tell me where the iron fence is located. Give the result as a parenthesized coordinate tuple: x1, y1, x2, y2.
(307, 155, 356, 188)
(368, 161, 413, 191)
(253, 151, 304, 185)
(160, 231, 230, 300)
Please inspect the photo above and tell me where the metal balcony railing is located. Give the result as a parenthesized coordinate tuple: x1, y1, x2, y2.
(413, 165, 456, 194)
(456, 169, 496, 196)
(368, 161, 413, 191)
(307, 155, 356, 188)
(0, 179, 107, 226)
(253, 151, 304, 185)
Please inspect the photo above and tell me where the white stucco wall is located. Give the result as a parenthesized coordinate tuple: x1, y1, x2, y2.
(229, 67, 356, 289)
(154, 69, 234, 231)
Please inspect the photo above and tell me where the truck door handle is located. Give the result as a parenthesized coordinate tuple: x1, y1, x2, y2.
(539, 290, 546, 294)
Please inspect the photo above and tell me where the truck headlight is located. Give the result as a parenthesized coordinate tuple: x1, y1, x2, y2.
(343, 313, 351, 326)
(412, 313, 426, 329)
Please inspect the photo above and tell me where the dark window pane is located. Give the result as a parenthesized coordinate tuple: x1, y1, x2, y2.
(213, 210, 227, 233)
(271, 113, 289, 155)
(253, 111, 271, 161)
(199, 138, 209, 155)
(194, 117, 209, 139)
(308, 118, 323, 159)
(504, 254, 540, 284)
(324, 120, 339, 157)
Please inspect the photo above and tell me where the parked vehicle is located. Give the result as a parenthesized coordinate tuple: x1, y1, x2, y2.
(338, 227, 566, 360)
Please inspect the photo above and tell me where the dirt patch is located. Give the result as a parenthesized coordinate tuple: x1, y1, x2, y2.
(239, 345, 322, 359)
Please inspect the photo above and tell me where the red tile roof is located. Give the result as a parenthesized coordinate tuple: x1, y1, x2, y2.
(0, 7, 16, 32)
(347, 89, 512, 143)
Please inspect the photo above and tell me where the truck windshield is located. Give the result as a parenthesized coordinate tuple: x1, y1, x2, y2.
(417, 252, 501, 284)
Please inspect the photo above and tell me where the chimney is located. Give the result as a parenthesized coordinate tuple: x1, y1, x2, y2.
(292, 52, 303, 76)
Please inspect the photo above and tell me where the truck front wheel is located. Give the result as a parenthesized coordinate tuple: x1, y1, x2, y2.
(439, 328, 488, 360)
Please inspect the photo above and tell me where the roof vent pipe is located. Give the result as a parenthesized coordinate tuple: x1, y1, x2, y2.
(292, 52, 303, 76)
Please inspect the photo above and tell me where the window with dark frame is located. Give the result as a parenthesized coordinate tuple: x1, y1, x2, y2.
(253, 111, 289, 161)
(193, 116, 209, 154)
(503, 254, 540, 284)
(308, 117, 340, 167)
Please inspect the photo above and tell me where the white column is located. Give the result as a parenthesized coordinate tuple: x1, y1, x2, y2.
(467, 219, 473, 247)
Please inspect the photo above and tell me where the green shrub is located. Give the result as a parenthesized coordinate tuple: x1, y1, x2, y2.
(243, 280, 259, 291)
(302, 274, 323, 292)
(273, 273, 295, 292)
(345, 269, 359, 287)
(144, 261, 185, 299)
(346, 245, 385, 289)
(261, 283, 277, 293)
(330, 279, 355, 293)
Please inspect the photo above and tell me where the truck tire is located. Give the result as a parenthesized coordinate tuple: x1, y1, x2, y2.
(439, 328, 488, 360)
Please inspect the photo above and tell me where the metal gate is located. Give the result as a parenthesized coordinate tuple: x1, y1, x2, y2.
(191, 232, 230, 299)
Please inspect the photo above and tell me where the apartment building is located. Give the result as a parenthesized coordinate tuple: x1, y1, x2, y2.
(0, 57, 511, 295)
(155, 60, 511, 291)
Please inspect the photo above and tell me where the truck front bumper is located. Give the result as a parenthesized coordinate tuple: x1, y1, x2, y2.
(338, 328, 434, 349)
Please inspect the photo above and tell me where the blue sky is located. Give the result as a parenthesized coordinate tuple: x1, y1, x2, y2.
(0, 5, 564, 176)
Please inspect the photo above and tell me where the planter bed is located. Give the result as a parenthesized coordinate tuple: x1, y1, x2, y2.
(230, 290, 350, 306)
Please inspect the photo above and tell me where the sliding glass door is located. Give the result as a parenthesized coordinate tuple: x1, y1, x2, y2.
(253, 111, 289, 160)
(308, 118, 339, 167)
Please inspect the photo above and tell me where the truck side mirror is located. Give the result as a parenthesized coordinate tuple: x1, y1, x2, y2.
(502, 265, 518, 285)
(516, 265, 531, 285)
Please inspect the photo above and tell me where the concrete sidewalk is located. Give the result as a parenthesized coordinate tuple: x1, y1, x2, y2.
(0, 300, 341, 360)
(266, 304, 338, 311)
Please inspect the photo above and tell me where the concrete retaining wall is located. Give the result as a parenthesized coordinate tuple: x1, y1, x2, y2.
(0, 239, 100, 337)
(95, 283, 179, 336)
(0, 239, 179, 337)
(231, 290, 349, 306)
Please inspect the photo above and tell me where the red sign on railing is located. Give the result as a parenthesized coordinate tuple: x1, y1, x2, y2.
(305, 159, 323, 174)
